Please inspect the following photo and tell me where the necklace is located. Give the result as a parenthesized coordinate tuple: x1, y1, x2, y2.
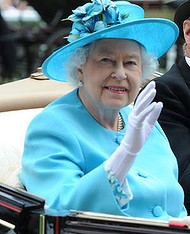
(117, 113, 124, 132)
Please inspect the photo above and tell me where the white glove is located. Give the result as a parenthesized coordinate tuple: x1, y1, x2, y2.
(105, 81, 163, 185)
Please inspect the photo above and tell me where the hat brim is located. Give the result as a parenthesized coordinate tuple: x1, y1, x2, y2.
(42, 18, 178, 82)
(174, 0, 190, 39)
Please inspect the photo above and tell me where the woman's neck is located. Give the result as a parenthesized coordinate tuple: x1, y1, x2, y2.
(78, 89, 121, 131)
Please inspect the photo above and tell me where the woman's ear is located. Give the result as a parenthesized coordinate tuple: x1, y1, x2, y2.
(77, 68, 83, 81)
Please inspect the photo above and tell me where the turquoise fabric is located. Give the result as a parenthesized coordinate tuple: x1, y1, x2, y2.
(20, 88, 187, 220)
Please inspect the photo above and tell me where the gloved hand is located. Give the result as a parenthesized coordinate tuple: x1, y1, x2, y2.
(122, 80, 163, 154)
(105, 81, 163, 185)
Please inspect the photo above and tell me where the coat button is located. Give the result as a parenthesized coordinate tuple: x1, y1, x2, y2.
(137, 171, 148, 178)
(152, 206, 163, 217)
(115, 136, 123, 144)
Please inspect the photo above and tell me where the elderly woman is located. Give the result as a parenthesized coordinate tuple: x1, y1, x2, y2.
(20, 0, 187, 220)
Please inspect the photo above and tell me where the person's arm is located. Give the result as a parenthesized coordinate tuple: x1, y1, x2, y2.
(153, 80, 190, 177)
(20, 110, 129, 216)
(105, 81, 163, 185)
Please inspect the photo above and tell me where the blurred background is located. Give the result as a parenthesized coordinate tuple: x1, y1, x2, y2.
(0, 0, 185, 84)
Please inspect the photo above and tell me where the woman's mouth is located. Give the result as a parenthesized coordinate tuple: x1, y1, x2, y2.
(105, 86, 128, 94)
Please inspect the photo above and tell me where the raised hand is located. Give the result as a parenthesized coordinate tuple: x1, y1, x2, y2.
(105, 81, 163, 184)
(122, 81, 163, 155)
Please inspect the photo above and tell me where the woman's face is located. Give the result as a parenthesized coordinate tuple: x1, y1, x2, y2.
(78, 39, 142, 111)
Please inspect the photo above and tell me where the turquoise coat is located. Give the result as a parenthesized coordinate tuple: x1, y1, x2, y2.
(20, 89, 187, 220)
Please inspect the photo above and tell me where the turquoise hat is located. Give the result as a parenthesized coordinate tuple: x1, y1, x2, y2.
(42, 0, 179, 82)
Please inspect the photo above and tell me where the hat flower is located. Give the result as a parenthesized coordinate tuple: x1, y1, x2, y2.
(67, 0, 129, 42)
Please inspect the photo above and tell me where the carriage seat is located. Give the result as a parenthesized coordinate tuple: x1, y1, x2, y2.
(0, 68, 73, 188)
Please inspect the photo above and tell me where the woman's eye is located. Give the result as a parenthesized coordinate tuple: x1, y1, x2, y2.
(126, 60, 137, 66)
(100, 58, 112, 63)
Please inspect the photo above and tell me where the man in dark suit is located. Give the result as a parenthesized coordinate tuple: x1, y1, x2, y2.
(152, 0, 190, 214)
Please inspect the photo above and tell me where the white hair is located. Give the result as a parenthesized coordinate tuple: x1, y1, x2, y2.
(65, 41, 158, 87)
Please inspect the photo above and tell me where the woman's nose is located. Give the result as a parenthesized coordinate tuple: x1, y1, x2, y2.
(111, 64, 127, 80)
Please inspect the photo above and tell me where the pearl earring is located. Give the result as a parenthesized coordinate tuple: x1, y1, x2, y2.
(79, 81, 83, 87)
